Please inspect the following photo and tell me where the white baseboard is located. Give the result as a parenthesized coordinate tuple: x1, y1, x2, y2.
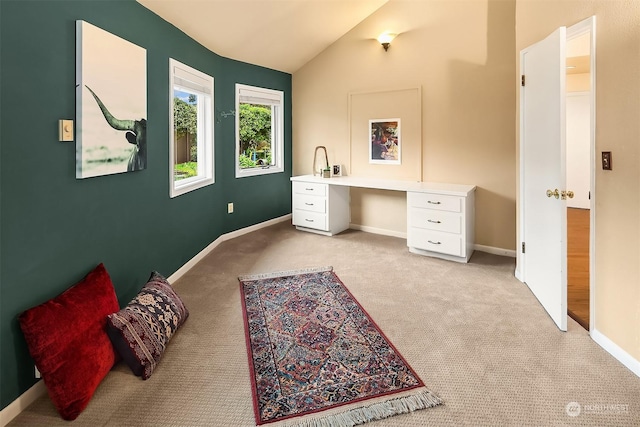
(591, 328, 640, 378)
(0, 381, 46, 427)
(348, 223, 407, 239)
(224, 214, 292, 240)
(166, 236, 225, 284)
(474, 244, 517, 258)
(1, 214, 292, 425)
(168, 214, 291, 284)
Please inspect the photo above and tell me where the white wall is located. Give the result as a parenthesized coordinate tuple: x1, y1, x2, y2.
(566, 91, 591, 209)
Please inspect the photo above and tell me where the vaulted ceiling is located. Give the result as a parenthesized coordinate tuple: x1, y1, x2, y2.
(137, 0, 389, 73)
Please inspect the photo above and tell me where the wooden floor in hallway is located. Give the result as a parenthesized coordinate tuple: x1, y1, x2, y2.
(567, 207, 590, 330)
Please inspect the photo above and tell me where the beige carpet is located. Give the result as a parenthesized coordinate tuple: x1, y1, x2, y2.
(7, 221, 640, 426)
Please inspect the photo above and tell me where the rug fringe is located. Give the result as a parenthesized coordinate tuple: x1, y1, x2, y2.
(281, 390, 442, 427)
(239, 266, 333, 281)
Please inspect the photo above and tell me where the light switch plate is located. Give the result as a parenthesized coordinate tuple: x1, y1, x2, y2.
(59, 119, 74, 142)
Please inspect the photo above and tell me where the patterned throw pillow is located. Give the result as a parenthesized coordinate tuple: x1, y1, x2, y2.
(106, 272, 188, 379)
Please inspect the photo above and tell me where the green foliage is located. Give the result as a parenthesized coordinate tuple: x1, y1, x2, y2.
(174, 97, 197, 137)
(239, 103, 271, 155)
(174, 162, 198, 180)
(174, 97, 198, 162)
(239, 154, 257, 169)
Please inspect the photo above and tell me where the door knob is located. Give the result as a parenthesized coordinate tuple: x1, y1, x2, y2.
(561, 190, 574, 200)
(546, 189, 560, 199)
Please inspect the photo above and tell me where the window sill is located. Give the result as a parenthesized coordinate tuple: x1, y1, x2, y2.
(170, 176, 214, 198)
(235, 167, 284, 179)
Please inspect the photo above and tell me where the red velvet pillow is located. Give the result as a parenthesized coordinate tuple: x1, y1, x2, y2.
(18, 263, 120, 420)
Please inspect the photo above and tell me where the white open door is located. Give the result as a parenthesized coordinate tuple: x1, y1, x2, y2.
(520, 27, 568, 331)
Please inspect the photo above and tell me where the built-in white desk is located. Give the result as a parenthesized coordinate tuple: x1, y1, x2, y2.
(290, 175, 476, 263)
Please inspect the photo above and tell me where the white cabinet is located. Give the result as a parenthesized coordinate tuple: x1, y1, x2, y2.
(290, 175, 475, 262)
(292, 181, 350, 236)
(407, 190, 475, 263)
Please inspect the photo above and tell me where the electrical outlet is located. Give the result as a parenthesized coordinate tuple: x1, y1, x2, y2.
(227, 203, 234, 214)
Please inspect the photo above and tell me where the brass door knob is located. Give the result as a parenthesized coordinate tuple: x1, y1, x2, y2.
(546, 189, 560, 199)
(561, 190, 574, 200)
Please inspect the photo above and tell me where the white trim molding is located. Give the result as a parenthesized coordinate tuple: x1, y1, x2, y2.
(474, 244, 516, 258)
(0, 381, 46, 427)
(349, 223, 407, 240)
(168, 214, 291, 284)
(591, 328, 640, 378)
(169, 58, 215, 198)
(234, 84, 285, 178)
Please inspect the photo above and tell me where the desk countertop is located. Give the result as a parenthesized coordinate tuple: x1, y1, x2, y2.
(290, 175, 476, 196)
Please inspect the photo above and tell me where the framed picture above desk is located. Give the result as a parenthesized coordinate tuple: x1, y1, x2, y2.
(349, 87, 421, 181)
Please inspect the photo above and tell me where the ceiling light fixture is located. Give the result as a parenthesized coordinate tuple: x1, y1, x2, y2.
(377, 32, 397, 51)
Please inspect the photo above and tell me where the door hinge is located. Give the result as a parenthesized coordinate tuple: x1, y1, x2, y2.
(521, 75, 525, 87)
(522, 242, 526, 253)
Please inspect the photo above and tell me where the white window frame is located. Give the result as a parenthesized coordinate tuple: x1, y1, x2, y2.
(235, 84, 284, 178)
(169, 58, 214, 198)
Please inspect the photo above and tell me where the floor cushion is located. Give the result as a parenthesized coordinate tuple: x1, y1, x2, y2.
(106, 271, 188, 379)
(18, 263, 120, 420)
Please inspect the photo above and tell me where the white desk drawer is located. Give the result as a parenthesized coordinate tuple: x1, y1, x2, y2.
(293, 181, 327, 197)
(293, 210, 328, 231)
(409, 208, 462, 234)
(408, 228, 463, 257)
(294, 194, 326, 213)
(408, 192, 461, 213)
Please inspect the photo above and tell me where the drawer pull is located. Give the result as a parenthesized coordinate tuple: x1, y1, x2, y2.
(305, 202, 314, 206)
(428, 240, 441, 245)
(305, 219, 314, 223)
(427, 219, 441, 224)
(305, 188, 314, 191)
(427, 201, 441, 205)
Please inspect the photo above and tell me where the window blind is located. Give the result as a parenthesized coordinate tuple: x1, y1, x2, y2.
(238, 87, 281, 105)
(173, 65, 212, 95)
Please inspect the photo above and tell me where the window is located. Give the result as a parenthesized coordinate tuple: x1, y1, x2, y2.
(235, 84, 284, 177)
(169, 59, 214, 197)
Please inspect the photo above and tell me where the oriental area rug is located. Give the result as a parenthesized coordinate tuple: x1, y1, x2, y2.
(239, 266, 442, 426)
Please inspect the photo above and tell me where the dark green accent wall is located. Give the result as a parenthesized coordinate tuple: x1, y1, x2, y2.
(0, 0, 292, 409)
